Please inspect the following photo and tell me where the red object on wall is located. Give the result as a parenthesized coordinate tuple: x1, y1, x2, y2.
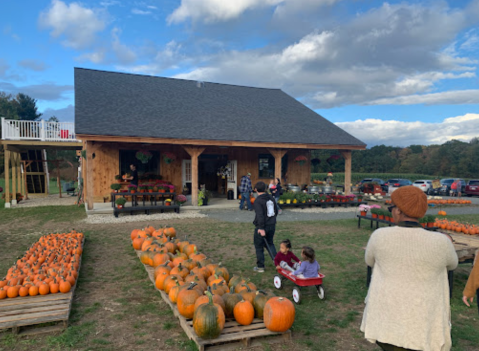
(60, 130, 69, 139)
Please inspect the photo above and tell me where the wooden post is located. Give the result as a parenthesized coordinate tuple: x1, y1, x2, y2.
(183, 146, 205, 207)
(86, 142, 94, 210)
(11, 152, 17, 205)
(4, 149, 10, 208)
(340, 150, 352, 195)
(17, 155, 22, 197)
(268, 149, 287, 181)
(57, 161, 62, 199)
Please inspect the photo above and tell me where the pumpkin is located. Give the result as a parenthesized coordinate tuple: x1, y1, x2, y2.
(192, 263, 210, 280)
(235, 280, 256, 293)
(39, 283, 50, 295)
(130, 229, 139, 240)
(7, 285, 19, 298)
(177, 240, 191, 253)
(238, 284, 256, 304)
(132, 237, 145, 250)
(228, 275, 242, 289)
(177, 283, 201, 319)
(182, 259, 197, 271)
(155, 272, 170, 291)
(253, 291, 274, 319)
(164, 227, 177, 238)
(164, 275, 183, 294)
(0, 288, 7, 299)
(214, 263, 229, 282)
(29, 285, 39, 296)
(190, 250, 207, 263)
(154, 263, 171, 279)
(59, 280, 71, 293)
(263, 297, 295, 332)
(169, 281, 186, 304)
(49, 279, 59, 294)
(171, 263, 189, 279)
(194, 289, 225, 313)
(222, 293, 242, 318)
(207, 274, 225, 287)
(193, 291, 225, 339)
(184, 244, 198, 258)
(233, 300, 254, 326)
(206, 263, 219, 275)
(152, 253, 170, 268)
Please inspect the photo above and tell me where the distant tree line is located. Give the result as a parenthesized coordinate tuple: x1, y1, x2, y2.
(311, 139, 479, 178)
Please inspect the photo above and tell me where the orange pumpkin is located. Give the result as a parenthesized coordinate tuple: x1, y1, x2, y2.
(233, 300, 254, 326)
(263, 297, 295, 332)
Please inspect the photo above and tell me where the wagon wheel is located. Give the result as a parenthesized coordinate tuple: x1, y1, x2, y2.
(273, 275, 283, 290)
(292, 287, 302, 304)
(316, 285, 325, 300)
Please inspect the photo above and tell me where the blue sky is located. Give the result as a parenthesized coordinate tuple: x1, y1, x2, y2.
(1, 0, 478, 147)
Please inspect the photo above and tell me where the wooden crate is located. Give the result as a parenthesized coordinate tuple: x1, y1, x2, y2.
(0, 238, 84, 335)
(136, 250, 291, 351)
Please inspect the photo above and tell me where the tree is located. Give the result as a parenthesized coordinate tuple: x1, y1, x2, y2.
(48, 116, 59, 122)
(15, 93, 42, 121)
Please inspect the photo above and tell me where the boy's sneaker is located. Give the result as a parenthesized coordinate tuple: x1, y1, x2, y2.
(253, 267, 264, 273)
(278, 209, 283, 215)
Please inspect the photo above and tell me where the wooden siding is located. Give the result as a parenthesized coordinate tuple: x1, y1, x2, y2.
(85, 142, 313, 203)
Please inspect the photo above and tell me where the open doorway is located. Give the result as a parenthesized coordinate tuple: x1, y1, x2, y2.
(198, 154, 228, 198)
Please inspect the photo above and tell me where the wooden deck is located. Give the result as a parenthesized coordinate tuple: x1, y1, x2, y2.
(135, 250, 291, 351)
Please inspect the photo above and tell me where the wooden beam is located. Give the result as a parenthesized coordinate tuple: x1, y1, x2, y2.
(182, 146, 205, 207)
(4, 149, 10, 208)
(11, 152, 17, 205)
(77, 134, 366, 151)
(268, 149, 287, 182)
(17, 154, 22, 197)
(340, 150, 352, 195)
(86, 141, 94, 210)
(0, 140, 82, 149)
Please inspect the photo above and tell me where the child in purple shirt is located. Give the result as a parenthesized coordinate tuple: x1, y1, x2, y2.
(292, 246, 320, 278)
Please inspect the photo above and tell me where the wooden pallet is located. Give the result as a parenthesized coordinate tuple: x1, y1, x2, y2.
(0, 238, 84, 335)
(136, 250, 291, 351)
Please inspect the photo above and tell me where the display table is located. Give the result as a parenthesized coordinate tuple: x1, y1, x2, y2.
(111, 192, 179, 217)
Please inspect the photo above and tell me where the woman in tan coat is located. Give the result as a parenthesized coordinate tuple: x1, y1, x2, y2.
(361, 186, 458, 351)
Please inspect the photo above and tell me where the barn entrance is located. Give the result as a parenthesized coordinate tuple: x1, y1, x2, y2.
(198, 154, 228, 198)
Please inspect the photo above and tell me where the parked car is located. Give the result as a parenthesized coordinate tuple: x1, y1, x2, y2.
(465, 180, 479, 197)
(413, 180, 433, 194)
(359, 178, 387, 192)
(385, 179, 413, 191)
(433, 178, 466, 196)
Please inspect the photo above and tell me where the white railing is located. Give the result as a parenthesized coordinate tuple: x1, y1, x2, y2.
(1, 117, 78, 142)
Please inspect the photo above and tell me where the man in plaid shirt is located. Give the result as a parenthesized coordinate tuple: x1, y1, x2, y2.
(239, 172, 253, 211)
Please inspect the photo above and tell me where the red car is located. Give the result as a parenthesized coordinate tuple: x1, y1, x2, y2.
(465, 180, 479, 196)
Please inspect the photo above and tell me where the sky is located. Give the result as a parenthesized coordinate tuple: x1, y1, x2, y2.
(0, 0, 478, 147)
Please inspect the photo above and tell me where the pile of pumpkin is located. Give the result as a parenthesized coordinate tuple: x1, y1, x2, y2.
(131, 226, 295, 340)
(386, 199, 472, 205)
(434, 218, 479, 235)
(0, 231, 84, 299)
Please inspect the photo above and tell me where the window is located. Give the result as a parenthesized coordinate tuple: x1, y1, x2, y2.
(119, 150, 160, 176)
(258, 154, 288, 179)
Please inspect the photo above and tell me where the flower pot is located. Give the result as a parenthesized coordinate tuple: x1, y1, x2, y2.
(130, 189, 136, 194)
(385, 216, 390, 221)
(117, 205, 123, 209)
(390, 218, 395, 223)
(279, 200, 284, 204)
(371, 213, 378, 219)
(159, 189, 166, 193)
(148, 190, 153, 193)
(378, 215, 385, 220)
(421, 223, 426, 228)
(360, 211, 367, 216)
(117, 179, 122, 183)
(165, 202, 171, 206)
(286, 199, 291, 204)
(427, 222, 434, 228)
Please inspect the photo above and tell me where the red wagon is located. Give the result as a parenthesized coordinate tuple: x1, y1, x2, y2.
(273, 268, 326, 304)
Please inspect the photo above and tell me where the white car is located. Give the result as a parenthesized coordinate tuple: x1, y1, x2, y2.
(413, 180, 433, 194)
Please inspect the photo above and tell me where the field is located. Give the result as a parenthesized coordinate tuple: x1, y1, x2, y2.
(0, 205, 478, 351)
(311, 173, 454, 184)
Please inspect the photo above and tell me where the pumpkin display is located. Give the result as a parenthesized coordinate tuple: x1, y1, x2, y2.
(263, 297, 295, 332)
(233, 300, 255, 326)
(193, 291, 225, 339)
(177, 283, 201, 319)
(253, 291, 274, 319)
(0, 231, 84, 298)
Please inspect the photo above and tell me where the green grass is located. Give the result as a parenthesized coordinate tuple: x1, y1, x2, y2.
(0, 210, 477, 351)
(311, 172, 454, 184)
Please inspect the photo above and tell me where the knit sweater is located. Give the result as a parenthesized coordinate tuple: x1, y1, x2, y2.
(463, 250, 479, 298)
(361, 226, 458, 351)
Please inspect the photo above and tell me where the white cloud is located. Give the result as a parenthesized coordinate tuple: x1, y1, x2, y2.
(336, 113, 479, 147)
(0, 81, 73, 101)
(39, 0, 106, 50)
(76, 50, 106, 64)
(368, 89, 479, 105)
(111, 28, 136, 64)
(18, 59, 48, 72)
(132, 8, 152, 15)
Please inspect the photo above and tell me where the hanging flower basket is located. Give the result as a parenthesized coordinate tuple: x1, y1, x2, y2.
(136, 150, 153, 164)
(311, 158, 321, 167)
(326, 154, 341, 165)
(163, 152, 176, 164)
(294, 155, 308, 166)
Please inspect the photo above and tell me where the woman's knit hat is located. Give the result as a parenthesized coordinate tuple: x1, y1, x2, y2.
(391, 185, 428, 219)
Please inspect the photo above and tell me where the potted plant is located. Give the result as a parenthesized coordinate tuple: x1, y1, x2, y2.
(294, 155, 307, 166)
(165, 199, 172, 207)
(115, 197, 126, 209)
(198, 189, 208, 206)
(136, 150, 153, 164)
(427, 215, 436, 228)
(128, 184, 137, 193)
(371, 208, 380, 219)
(358, 204, 370, 217)
(419, 216, 427, 228)
(158, 185, 166, 193)
(176, 194, 187, 206)
(139, 185, 148, 193)
(115, 174, 122, 183)
(148, 184, 154, 193)
(312, 194, 319, 203)
(163, 152, 176, 164)
(111, 183, 122, 193)
(168, 184, 175, 193)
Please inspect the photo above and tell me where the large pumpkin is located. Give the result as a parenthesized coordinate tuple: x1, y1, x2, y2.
(194, 291, 225, 313)
(214, 263, 229, 282)
(164, 227, 177, 238)
(221, 293, 242, 318)
(233, 300, 254, 326)
(193, 292, 225, 339)
(253, 291, 274, 319)
(238, 284, 256, 304)
(263, 297, 295, 332)
(177, 283, 201, 319)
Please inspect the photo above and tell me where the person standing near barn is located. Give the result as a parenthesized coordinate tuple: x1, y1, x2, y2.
(361, 186, 458, 351)
(239, 172, 253, 211)
(252, 181, 278, 273)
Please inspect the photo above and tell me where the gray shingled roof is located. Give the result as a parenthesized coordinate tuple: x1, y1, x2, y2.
(74, 68, 365, 147)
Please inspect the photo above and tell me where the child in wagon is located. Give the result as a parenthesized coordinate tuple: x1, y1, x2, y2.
(274, 239, 301, 272)
(291, 246, 320, 278)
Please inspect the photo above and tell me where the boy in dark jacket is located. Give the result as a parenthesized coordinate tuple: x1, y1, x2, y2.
(253, 181, 278, 273)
